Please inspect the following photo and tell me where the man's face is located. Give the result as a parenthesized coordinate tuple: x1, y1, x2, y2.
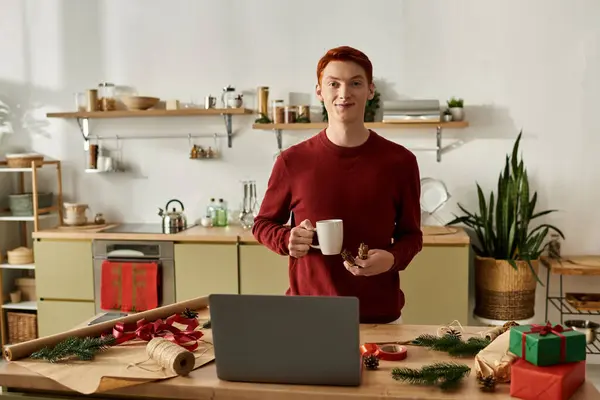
(316, 60, 374, 124)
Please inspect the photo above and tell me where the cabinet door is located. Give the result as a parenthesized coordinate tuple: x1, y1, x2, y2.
(37, 299, 96, 337)
(239, 244, 289, 295)
(174, 243, 238, 302)
(400, 245, 470, 325)
(34, 240, 94, 301)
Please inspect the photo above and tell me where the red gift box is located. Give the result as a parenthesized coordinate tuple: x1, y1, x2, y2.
(100, 260, 159, 312)
(510, 358, 586, 400)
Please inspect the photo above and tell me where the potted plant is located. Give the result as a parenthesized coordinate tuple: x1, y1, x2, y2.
(447, 97, 464, 121)
(447, 131, 564, 321)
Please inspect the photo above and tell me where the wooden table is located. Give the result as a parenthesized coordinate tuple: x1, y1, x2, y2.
(0, 324, 598, 399)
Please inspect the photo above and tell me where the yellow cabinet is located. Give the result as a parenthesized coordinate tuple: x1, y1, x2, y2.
(239, 244, 289, 295)
(33, 239, 94, 301)
(37, 299, 95, 337)
(174, 243, 238, 301)
(400, 245, 470, 325)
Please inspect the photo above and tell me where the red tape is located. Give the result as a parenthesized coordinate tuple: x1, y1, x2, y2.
(360, 343, 408, 361)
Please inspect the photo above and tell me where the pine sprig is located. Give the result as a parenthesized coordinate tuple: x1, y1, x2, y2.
(30, 335, 116, 363)
(411, 333, 490, 357)
(392, 362, 471, 390)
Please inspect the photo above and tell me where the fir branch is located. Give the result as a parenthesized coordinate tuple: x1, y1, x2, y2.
(392, 362, 471, 390)
(30, 335, 116, 363)
(411, 333, 490, 357)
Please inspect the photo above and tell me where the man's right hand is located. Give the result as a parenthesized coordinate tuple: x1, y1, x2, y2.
(288, 219, 315, 258)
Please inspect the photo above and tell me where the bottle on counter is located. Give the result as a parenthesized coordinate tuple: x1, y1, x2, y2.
(206, 198, 217, 220)
(215, 198, 228, 227)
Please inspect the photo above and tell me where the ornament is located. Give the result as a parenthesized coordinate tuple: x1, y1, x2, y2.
(358, 243, 369, 260)
(363, 354, 379, 370)
(478, 375, 497, 392)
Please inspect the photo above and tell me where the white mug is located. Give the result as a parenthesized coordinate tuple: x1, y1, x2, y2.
(309, 219, 343, 255)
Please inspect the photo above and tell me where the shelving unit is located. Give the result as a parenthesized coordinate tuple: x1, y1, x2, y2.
(541, 255, 600, 354)
(252, 120, 469, 162)
(0, 159, 63, 346)
(46, 108, 253, 150)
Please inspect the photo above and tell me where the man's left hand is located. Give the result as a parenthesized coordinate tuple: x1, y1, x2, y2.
(343, 249, 395, 277)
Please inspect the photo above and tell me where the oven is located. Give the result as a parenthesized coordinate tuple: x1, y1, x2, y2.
(92, 240, 175, 315)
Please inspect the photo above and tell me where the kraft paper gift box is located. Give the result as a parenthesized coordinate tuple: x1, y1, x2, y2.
(510, 358, 585, 400)
(508, 323, 587, 367)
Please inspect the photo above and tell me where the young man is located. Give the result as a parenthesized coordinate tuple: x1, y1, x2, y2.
(252, 46, 423, 324)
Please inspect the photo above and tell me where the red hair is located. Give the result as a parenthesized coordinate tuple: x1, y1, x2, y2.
(317, 46, 373, 84)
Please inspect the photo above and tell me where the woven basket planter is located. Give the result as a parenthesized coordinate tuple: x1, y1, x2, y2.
(474, 255, 539, 321)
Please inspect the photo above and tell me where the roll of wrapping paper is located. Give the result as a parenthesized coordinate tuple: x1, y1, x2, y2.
(3, 295, 209, 361)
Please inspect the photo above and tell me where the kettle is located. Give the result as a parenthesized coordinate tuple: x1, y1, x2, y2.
(158, 199, 187, 233)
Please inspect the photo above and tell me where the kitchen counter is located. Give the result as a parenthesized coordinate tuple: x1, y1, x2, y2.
(32, 224, 470, 246)
(0, 319, 597, 399)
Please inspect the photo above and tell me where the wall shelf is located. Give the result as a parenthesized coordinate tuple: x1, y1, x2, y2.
(252, 120, 469, 162)
(46, 108, 254, 150)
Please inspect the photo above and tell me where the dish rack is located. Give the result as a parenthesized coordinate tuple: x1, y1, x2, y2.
(542, 255, 600, 354)
(0, 154, 63, 346)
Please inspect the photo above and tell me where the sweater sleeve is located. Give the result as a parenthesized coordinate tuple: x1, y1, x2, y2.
(251, 154, 293, 256)
(388, 153, 423, 272)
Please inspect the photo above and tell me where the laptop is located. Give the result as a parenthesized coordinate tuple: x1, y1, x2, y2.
(208, 294, 362, 386)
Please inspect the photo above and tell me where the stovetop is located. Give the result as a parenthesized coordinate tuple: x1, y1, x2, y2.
(102, 223, 195, 234)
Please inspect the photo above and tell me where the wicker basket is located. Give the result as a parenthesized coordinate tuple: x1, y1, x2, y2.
(6, 153, 44, 168)
(474, 256, 539, 321)
(7, 312, 37, 344)
(7, 247, 34, 264)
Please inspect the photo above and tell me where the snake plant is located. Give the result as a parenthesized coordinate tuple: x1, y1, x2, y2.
(447, 131, 564, 283)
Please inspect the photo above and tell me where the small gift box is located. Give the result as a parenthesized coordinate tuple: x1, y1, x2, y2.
(508, 322, 586, 366)
(510, 358, 585, 400)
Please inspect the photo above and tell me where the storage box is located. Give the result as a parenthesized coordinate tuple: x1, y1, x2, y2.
(510, 358, 585, 400)
(509, 323, 587, 366)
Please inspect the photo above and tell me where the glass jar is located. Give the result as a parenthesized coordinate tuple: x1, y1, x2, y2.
(284, 106, 297, 123)
(297, 105, 311, 122)
(221, 85, 236, 108)
(98, 82, 116, 111)
(257, 86, 269, 116)
(272, 100, 284, 123)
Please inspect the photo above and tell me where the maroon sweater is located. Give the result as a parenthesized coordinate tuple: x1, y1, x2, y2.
(252, 129, 423, 323)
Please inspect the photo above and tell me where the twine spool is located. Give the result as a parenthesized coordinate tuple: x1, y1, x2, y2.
(146, 337, 195, 376)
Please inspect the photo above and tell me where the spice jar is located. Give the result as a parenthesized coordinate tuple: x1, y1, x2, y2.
(98, 82, 116, 111)
(257, 87, 269, 117)
(297, 105, 311, 122)
(272, 100, 284, 123)
(284, 106, 298, 123)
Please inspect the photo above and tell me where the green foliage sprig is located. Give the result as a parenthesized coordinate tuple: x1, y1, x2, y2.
(392, 362, 471, 391)
(30, 335, 116, 363)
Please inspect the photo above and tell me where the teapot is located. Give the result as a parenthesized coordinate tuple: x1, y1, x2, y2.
(158, 199, 187, 233)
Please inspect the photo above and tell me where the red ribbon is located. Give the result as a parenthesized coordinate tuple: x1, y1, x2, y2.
(104, 314, 204, 351)
(521, 322, 572, 362)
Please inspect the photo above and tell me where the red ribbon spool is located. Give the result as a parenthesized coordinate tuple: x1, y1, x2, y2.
(360, 343, 408, 361)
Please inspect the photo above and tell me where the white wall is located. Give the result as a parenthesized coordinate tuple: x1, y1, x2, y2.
(1, 0, 600, 325)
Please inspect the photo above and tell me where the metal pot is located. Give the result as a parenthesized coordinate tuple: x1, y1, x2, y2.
(564, 319, 599, 344)
(158, 199, 187, 233)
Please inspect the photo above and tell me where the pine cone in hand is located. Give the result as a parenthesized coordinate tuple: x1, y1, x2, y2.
(363, 354, 379, 370)
(358, 243, 369, 260)
(341, 249, 357, 266)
